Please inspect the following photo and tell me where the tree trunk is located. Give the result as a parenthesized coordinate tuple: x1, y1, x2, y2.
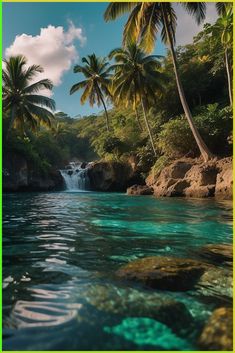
(97, 86, 110, 132)
(6, 105, 16, 140)
(141, 97, 157, 156)
(134, 95, 143, 131)
(225, 48, 233, 106)
(161, 5, 213, 162)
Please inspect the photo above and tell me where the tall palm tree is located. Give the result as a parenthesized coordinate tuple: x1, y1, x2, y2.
(104, 2, 213, 162)
(214, 4, 233, 106)
(3, 55, 55, 137)
(70, 54, 112, 132)
(110, 43, 164, 156)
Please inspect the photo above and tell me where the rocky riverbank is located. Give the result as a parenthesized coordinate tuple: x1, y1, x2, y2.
(128, 157, 232, 200)
(3, 152, 63, 192)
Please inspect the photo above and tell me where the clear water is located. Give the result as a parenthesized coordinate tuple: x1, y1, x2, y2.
(3, 192, 232, 351)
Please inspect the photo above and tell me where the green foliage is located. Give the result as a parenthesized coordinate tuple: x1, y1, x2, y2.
(195, 104, 232, 155)
(3, 13, 232, 179)
(158, 117, 197, 158)
(158, 104, 232, 158)
(3, 55, 55, 134)
(151, 155, 170, 177)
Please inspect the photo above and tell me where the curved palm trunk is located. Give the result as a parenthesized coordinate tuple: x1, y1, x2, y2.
(225, 48, 233, 106)
(96, 85, 110, 132)
(161, 6, 213, 162)
(134, 95, 143, 131)
(141, 97, 157, 156)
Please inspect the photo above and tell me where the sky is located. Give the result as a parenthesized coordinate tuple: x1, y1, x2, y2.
(3, 2, 218, 118)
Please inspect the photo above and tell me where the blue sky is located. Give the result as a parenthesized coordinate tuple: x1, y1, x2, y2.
(3, 2, 217, 118)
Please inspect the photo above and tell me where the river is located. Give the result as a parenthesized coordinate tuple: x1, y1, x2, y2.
(2, 191, 232, 350)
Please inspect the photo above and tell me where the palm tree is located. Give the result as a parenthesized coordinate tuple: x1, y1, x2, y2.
(104, 2, 213, 162)
(70, 54, 112, 132)
(3, 55, 55, 137)
(214, 4, 233, 106)
(110, 43, 164, 156)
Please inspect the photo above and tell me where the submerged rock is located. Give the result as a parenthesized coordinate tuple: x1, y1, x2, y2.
(126, 184, 153, 196)
(104, 317, 193, 350)
(84, 284, 192, 331)
(199, 243, 232, 266)
(116, 256, 208, 291)
(198, 307, 233, 351)
(196, 267, 233, 301)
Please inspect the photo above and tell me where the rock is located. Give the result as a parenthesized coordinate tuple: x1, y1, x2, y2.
(127, 184, 153, 195)
(184, 163, 218, 198)
(166, 179, 190, 197)
(84, 284, 192, 331)
(146, 157, 232, 199)
(3, 153, 28, 191)
(3, 152, 64, 192)
(215, 157, 233, 200)
(104, 317, 193, 350)
(147, 160, 193, 197)
(116, 256, 208, 291)
(196, 267, 233, 301)
(198, 307, 233, 351)
(80, 162, 87, 169)
(87, 161, 135, 191)
(199, 243, 232, 265)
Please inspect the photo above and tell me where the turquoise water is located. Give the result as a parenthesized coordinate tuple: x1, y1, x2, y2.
(3, 192, 233, 350)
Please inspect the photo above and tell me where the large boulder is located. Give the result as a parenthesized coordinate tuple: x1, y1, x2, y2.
(83, 284, 192, 332)
(146, 157, 232, 199)
(87, 161, 135, 191)
(198, 307, 233, 351)
(127, 184, 153, 195)
(215, 157, 233, 199)
(116, 256, 208, 291)
(3, 153, 28, 191)
(199, 243, 232, 266)
(196, 267, 233, 301)
(3, 152, 64, 192)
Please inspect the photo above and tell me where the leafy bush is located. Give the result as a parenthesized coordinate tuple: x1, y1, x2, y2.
(157, 117, 197, 158)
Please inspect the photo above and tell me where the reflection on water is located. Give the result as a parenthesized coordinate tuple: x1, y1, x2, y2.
(3, 192, 232, 350)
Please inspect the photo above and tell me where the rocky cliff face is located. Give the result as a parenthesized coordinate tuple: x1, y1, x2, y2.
(87, 161, 141, 192)
(3, 153, 64, 192)
(144, 157, 232, 200)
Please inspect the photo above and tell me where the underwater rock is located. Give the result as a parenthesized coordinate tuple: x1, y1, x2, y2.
(198, 307, 233, 351)
(116, 256, 208, 291)
(196, 267, 233, 301)
(84, 284, 192, 331)
(104, 317, 194, 350)
(199, 243, 232, 266)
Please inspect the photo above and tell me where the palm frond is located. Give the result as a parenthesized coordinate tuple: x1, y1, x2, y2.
(104, 2, 138, 21)
(181, 2, 206, 25)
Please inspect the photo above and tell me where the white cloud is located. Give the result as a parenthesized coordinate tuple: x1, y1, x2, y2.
(175, 3, 218, 45)
(5, 21, 86, 96)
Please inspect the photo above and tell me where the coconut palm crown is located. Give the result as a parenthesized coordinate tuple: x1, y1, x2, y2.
(3, 55, 55, 136)
(104, 2, 214, 162)
(70, 54, 112, 131)
(110, 43, 165, 153)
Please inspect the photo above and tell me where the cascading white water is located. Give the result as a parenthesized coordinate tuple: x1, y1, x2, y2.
(60, 162, 90, 191)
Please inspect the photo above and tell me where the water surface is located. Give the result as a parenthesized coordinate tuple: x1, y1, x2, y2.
(3, 192, 232, 350)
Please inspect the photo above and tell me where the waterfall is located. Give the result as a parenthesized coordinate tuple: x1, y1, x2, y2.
(60, 162, 90, 191)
